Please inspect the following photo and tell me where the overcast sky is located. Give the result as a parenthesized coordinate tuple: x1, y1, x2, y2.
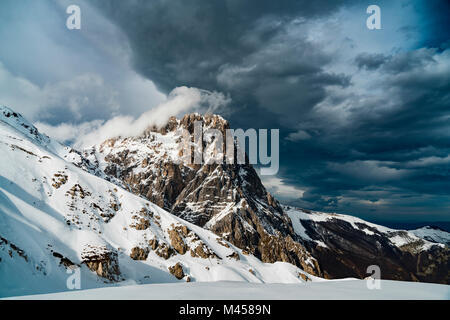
(0, 0, 449, 223)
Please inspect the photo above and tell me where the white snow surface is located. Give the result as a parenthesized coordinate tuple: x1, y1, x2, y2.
(4, 280, 449, 300)
(410, 226, 450, 246)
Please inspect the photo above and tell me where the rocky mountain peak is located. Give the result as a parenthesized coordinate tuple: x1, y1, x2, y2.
(84, 112, 322, 276)
(142, 112, 230, 137)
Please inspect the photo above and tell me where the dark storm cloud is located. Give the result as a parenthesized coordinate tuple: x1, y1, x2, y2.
(355, 48, 439, 72)
(92, 0, 355, 86)
(355, 53, 388, 70)
(279, 46, 450, 220)
(415, 0, 450, 48)
(89, 0, 450, 221)
(91, 0, 354, 118)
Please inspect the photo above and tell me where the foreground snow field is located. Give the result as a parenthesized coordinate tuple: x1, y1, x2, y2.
(4, 280, 449, 300)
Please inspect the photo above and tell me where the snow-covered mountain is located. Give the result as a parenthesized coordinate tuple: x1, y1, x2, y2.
(410, 226, 450, 246)
(0, 106, 448, 299)
(285, 206, 449, 283)
(0, 106, 316, 298)
(81, 113, 321, 276)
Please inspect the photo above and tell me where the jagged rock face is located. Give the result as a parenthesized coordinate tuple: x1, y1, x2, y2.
(86, 113, 322, 276)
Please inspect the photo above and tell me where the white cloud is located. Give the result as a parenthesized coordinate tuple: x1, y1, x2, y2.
(41, 73, 121, 122)
(35, 120, 104, 144)
(357, 199, 389, 206)
(0, 59, 167, 125)
(260, 175, 305, 200)
(0, 0, 166, 124)
(328, 160, 408, 182)
(36, 86, 231, 149)
(0, 62, 43, 120)
(405, 155, 450, 168)
(285, 130, 311, 141)
(0, 67, 118, 122)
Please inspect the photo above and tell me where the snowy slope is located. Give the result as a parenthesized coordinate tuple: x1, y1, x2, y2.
(410, 226, 450, 246)
(0, 107, 316, 298)
(4, 280, 449, 300)
(284, 206, 449, 284)
(285, 206, 446, 251)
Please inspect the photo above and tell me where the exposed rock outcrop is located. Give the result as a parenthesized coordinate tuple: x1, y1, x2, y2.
(130, 247, 150, 261)
(168, 262, 185, 280)
(0, 236, 28, 262)
(168, 225, 188, 255)
(52, 251, 78, 269)
(81, 245, 121, 281)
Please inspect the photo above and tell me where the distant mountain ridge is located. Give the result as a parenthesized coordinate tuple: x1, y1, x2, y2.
(410, 226, 450, 246)
(373, 220, 450, 233)
(285, 206, 449, 283)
